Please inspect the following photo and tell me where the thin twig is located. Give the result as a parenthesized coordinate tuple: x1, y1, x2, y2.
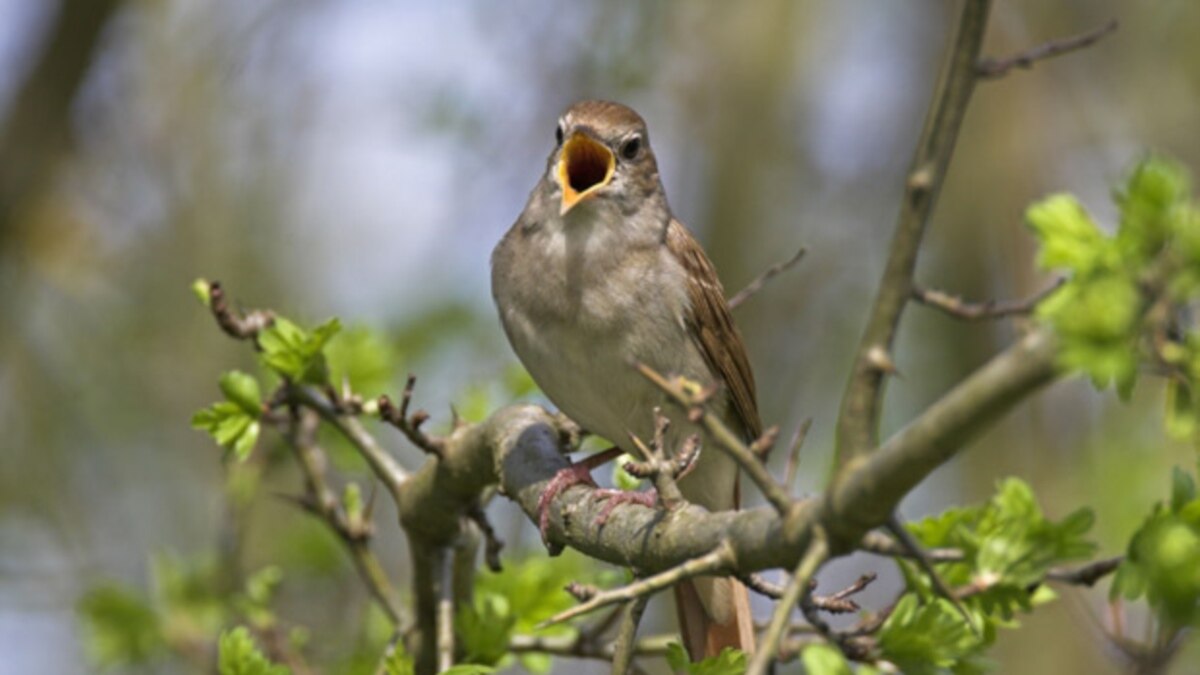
(293, 385, 409, 502)
(280, 408, 406, 627)
(746, 528, 830, 675)
(1045, 555, 1123, 587)
(784, 417, 813, 494)
(836, 0, 994, 461)
(886, 517, 976, 632)
(435, 547, 455, 672)
(610, 595, 650, 675)
(207, 281, 275, 340)
(911, 277, 1064, 321)
(728, 245, 808, 310)
(637, 364, 793, 514)
(379, 375, 446, 457)
(977, 19, 1118, 79)
(858, 530, 964, 562)
(466, 502, 504, 572)
(540, 545, 735, 627)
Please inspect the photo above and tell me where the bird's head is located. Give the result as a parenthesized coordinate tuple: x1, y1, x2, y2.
(548, 100, 661, 217)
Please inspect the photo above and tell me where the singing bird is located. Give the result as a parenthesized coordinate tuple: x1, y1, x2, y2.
(491, 100, 758, 659)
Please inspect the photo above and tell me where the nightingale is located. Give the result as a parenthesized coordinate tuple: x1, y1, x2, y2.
(491, 100, 758, 659)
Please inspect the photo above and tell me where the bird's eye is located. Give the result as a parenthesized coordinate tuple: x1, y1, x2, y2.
(620, 136, 641, 160)
(555, 124, 564, 145)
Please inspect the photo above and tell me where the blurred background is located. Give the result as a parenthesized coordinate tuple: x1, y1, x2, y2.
(2, 0, 1199, 672)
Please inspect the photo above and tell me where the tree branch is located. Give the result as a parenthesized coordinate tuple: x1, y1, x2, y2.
(836, 0, 993, 461)
(746, 529, 829, 675)
(911, 278, 1064, 321)
(977, 19, 1118, 80)
(728, 245, 807, 310)
(830, 328, 1059, 537)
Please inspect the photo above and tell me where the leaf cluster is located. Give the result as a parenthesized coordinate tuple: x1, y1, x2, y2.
(1111, 466, 1200, 629)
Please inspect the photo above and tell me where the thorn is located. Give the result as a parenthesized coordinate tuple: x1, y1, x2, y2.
(866, 346, 900, 376)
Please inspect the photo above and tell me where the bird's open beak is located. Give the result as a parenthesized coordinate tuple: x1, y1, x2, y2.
(557, 132, 614, 215)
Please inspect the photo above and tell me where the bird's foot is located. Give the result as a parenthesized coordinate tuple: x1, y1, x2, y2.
(538, 462, 598, 543)
(591, 488, 658, 527)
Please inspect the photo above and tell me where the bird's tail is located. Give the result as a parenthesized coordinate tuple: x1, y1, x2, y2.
(674, 575, 755, 661)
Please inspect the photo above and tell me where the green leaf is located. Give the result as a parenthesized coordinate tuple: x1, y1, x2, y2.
(663, 642, 746, 675)
(801, 643, 853, 675)
(324, 324, 398, 395)
(1165, 380, 1199, 440)
(382, 642, 416, 675)
(456, 593, 515, 666)
(878, 595, 989, 674)
(259, 317, 342, 384)
(77, 584, 164, 667)
(441, 666, 496, 675)
(218, 627, 289, 675)
(905, 478, 1095, 620)
(220, 371, 263, 416)
(1171, 466, 1197, 512)
(1116, 468, 1200, 627)
(665, 642, 691, 671)
(1116, 156, 1191, 262)
(1026, 194, 1110, 274)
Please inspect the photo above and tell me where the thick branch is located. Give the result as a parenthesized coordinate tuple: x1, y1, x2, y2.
(829, 328, 1059, 538)
(836, 0, 993, 461)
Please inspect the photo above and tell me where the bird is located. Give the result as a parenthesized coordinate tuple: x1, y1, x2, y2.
(491, 100, 759, 660)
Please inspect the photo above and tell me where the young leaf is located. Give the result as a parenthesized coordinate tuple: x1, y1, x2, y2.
(220, 371, 263, 416)
(801, 643, 853, 675)
(217, 627, 289, 675)
(259, 317, 342, 384)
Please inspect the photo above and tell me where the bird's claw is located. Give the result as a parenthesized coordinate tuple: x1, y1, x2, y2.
(591, 488, 658, 527)
(538, 463, 598, 545)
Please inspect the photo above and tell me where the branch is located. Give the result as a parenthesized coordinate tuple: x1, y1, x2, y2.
(1045, 555, 1123, 587)
(280, 408, 405, 627)
(836, 0, 993, 460)
(610, 595, 650, 675)
(746, 530, 830, 675)
(858, 530, 964, 562)
(727, 245, 807, 310)
(911, 278, 1064, 321)
(637, 364, 794, 514)
(209, 281, 275, 340)
(292, 385, 409, 503)
(830, 328, 1059, 537)
(977, 19, 1118, 80)
(540, 545, 735, 626)
(507, 632, 676, 661)
(379, 375, 446, 457)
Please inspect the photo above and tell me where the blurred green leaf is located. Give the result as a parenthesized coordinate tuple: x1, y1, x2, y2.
(259, 317, 341, 384)
(441, 666, 495, 675)
(220, 371, 263, 416)
(1116, 156, 1191, 262)
(1026, 194, 1111, 274)
(218, 627, 289, 675)
(456, 593, 514, 666)
(905, 478, 1095, 619)
(1113, 466, 1200, 627)
(382, 642, 415, 675)
(325, 325, 398, 396)
(664, 643, 746, 675)
(78, 584, 165, 668)
(193, 379, 261, 462)
(801, 643, 853, 675)
(877, 595, 990, 675)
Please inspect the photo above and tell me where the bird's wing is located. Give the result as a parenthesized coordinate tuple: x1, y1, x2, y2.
(665, 219, 762, 441)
